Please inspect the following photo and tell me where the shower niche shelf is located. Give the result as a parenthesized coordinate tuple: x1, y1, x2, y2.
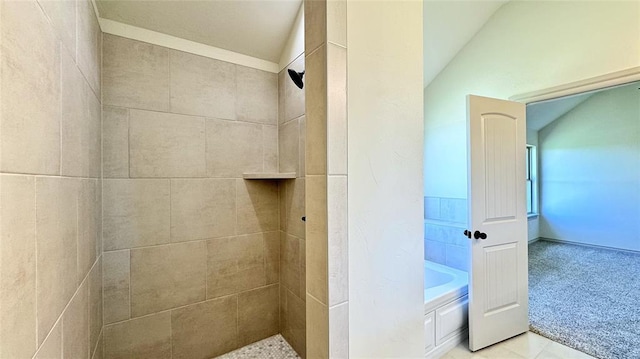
(242, 172, 296, 180)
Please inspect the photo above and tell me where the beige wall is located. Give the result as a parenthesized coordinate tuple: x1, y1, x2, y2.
(278, 51, 307, 356)
(0, 0, 103, 358)
(101, 34, 281, 358)
(347, 1, 425, 357)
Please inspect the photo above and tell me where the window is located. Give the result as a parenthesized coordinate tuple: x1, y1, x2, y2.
(526, 145, 537, 215)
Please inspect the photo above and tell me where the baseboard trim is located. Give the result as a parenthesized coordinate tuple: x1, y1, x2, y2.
(537, 237, 640, 254)
(425, 329, 468, 358)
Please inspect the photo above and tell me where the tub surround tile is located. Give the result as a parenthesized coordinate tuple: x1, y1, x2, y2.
(207, 235, 266, 299)
(104, 312, 172, 359)
(130, 241, 207, 317)
(103, 34, 169, 111)
(36, 177, 79, 345)
(424, 197, 441, 220)
(103, 250, 131, 324)
(102, 106, 130, 178)
(62, 280, 89, 359)
(237, 67, 277, 125)
(171, 297, 238, 359)
(425, 239, 446, 264)
(236, 179, 279, 234)
(103, 179, 170, 250)
(129, 110, 206, 178)
(0, 175, 37, 359)
(206, 119, 263, 178)
(171, 179, 236, 242)
(238, 285, 280, 346)
(170, 50, 236, 119)
(0, 0, 61, 175)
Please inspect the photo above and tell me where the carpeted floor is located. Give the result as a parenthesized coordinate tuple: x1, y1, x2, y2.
(529, 240, 640, 359)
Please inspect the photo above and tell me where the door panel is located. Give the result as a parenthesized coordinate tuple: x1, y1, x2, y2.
(467, 95, 528, 351)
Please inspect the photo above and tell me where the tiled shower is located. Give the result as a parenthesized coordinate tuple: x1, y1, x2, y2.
(0, 0, 310, 357)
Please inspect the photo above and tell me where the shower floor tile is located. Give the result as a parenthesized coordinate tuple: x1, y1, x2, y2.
(214, 334, 300, 359)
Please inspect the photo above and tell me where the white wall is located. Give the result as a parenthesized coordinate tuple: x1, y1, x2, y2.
(538, 85, 640, 251)
(424, 1, 640, 200)
(347, 1, 424, 357)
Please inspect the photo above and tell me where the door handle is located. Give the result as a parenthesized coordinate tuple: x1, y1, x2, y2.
(463, 230, 471, 238)
(473, 230, 487, 240)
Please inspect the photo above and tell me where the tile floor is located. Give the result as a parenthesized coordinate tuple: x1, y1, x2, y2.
(214, 334, 300, 359)
(443, 332, 597, 359)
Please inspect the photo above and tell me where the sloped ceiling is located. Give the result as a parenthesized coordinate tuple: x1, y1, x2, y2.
(423, 0, 507, 87)
(527, 93, 593, 131)
(95, 0, 302, 63)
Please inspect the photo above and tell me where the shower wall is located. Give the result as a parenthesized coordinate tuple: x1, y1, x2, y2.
(0, 0, 103, 358)
(101, 34, 280, 358)
(278, 53, 307, 357)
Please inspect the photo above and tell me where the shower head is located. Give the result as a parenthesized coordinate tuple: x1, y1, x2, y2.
(288, 69, 305, 89)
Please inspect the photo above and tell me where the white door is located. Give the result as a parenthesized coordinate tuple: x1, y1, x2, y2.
(467, 95, 528, 351)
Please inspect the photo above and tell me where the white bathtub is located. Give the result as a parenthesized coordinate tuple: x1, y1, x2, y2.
(423, 261, 469, 358)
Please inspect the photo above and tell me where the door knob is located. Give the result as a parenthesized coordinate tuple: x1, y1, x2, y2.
(463, 230, 471, 238)
(473, 231, 487, 240)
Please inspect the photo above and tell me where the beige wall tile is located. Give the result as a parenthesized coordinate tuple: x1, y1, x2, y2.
(89, 258, 103, 355)
(279, 118, 300, 175)
(130, 241, 207, 316)
(299, 116, 307, 176)
(206, 119, 263, 177)
(37, 0, 76, 60)
(305, 46, 327, 176)
(103, 179, 170, 250)
(279, 186, 287, 231)
(238, 285, 279, 346)
(264, 231, 280, 284)
(36, 177, 79, 344)
(103, 250, 130, 324)
(61, 49, 102, 178)
(0, 175, 37, 359)
(263, 125, 279, 173)
(102, 106, 129, 178)
(237, 66, 277, 125)
(278, 70, 286, 124)
(285, 178, 306, 239)
(77, 0, 101, 96)
(236, 179, 279, 234)
(0, 0, 60, 175)
(300, 238, 306, 304)
(171, 296, 238, 359)
(104, 312, 171, 359)
(329, 302, 349, 358)
(78, 179, 99, 282)
(171, 179, 235, 242)
(306, 294, 329, 359)
(170, 50, 236, 119)
(63, 280, 90, 359)
(92, 332, 103, 359)
(207, 235, 265, 298)
(34, 320, 62, 359)
(328, 175, 348, 306)
(129, 110, 206, 177)
(306, 175, 328, 304)
(327, 0, 347, 47)
(284, 55, 306, 123)
(286, 290, 306, 357)
(281, 233, 301, 297)
(305, 0, 326, 56)
(102, 34, 169, 111)
(327, 44, 347, 176)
